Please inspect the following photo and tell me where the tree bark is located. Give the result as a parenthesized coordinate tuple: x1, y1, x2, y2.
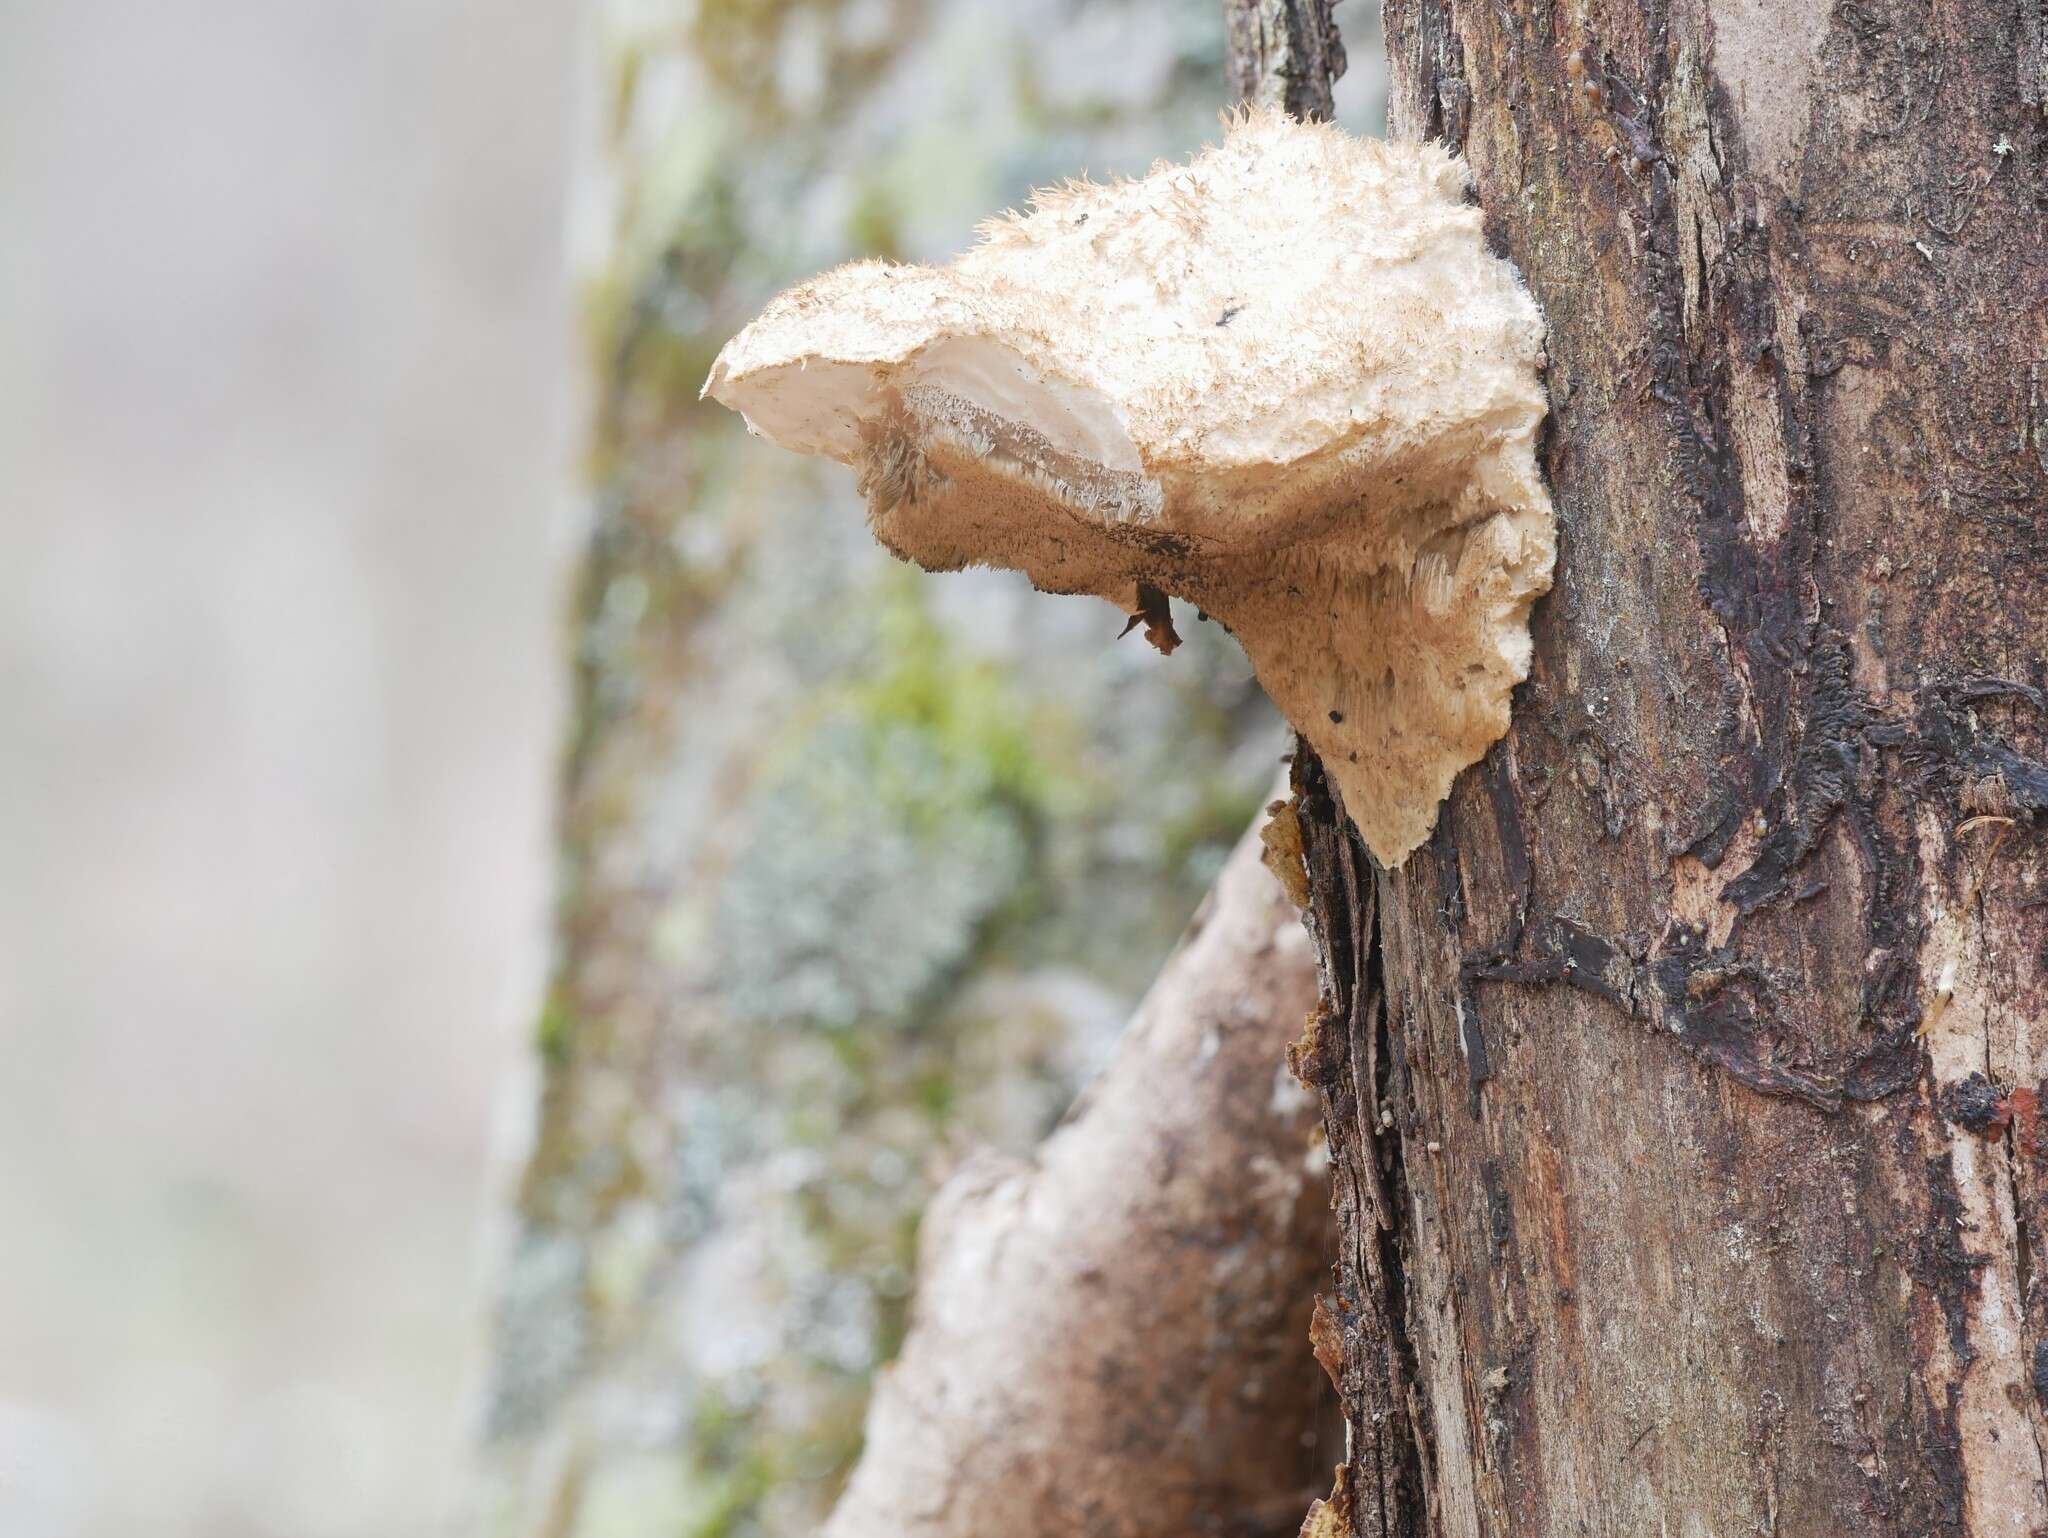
(1277, 3, 2048, 1534)
(825, 816, 1333, 1538)
(1225, 0, 1346, 120)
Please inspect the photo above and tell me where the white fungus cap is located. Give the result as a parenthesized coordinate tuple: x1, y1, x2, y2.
(706, 107, 1555, 864)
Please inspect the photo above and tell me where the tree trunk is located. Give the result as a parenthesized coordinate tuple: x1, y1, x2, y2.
(1225, 0, 1346, 120)
(824, 816, 1331, 1538)
(1279, 3, 2048, 1534)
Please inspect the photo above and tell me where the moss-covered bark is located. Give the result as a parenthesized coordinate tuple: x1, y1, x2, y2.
(463, 6, 1296, 1535)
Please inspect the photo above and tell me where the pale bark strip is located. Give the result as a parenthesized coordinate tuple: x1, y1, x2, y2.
(824, 817, 1335, 1538)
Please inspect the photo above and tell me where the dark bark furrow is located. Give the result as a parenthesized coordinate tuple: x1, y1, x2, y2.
(1289, 748, 1429, 1538)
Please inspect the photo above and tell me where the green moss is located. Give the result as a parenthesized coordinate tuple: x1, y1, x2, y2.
(843, 177, 903, 261)
(682, 1389, 835, 1538)
(1157, 773, 1270, 880)
(624, 316, 727, 434)
(534, 988, 575, 1067)
(846, 573, 1062, 820)
(582, 150, 750, 474)
(688, 1385, 759, 1475)
(686, 1456, 772, 1538)
(604, 37, 643, 147)
(911, 1067, 955, 1120)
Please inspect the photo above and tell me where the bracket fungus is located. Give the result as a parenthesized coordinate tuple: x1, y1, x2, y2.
(704, 109, 1553, 864)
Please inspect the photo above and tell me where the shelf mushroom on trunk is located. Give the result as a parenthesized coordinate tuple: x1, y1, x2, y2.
(704, 108, 1554, 864)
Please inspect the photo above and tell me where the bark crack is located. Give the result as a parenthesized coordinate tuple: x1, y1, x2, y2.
(1288, 747, 1430, 1537)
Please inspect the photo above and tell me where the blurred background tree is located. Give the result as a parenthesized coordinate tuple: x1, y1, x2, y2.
(462, 3, 1382, 1535)
(2, 5, 575, 1537)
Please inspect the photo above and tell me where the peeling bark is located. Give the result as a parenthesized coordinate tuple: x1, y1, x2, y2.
(1281, 1, 2048, 1533)
(824, 818, 1336, 1538)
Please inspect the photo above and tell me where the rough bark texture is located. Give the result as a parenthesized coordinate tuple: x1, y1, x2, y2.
(825, 817, 1334, 1538)
(1226, 0, 1347, 120)
(1274, 2, 2048, 1534)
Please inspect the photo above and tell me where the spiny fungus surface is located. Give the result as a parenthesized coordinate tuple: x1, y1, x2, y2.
(705, 108, 1554, 863)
